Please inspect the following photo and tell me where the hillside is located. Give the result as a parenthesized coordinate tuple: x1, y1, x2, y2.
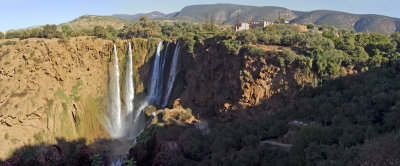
(63, 15, 129, 29)
(5, 4, 399, 35)
(112, 4, 400, 34)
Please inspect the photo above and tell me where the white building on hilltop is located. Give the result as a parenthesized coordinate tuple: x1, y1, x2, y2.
(235, 23, 250, 31)
(251, 21, 274, 28)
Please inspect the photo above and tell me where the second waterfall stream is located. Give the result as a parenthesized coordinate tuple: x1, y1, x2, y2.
(107, 41, 181, 165)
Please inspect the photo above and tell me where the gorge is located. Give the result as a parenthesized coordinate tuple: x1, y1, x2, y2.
(1, 20, 400, 165)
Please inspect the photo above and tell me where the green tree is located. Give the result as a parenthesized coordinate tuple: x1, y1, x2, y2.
(20, 30, 30, 39)
(5, 30, 22, 39)
(391, 31, 400, 52)
(30, 28, 43, 38)
(43, 24, 61, 38)
(106, 25, 118, 39)
(119, 24, 135, 39)
(93, 25, 106, 39)
(61, 24, 72, 37)
(0, 32, 4, 39)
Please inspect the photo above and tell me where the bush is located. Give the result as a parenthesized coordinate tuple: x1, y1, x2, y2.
(0, 32, 4, 39)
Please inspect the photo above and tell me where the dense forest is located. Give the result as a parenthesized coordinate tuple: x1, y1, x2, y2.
(2, 15, 400, 165)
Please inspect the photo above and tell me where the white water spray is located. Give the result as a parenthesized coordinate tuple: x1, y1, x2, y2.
(125, 42, 135, 116)
(162, 44, 180, 107)
(106, 44, 123, 139)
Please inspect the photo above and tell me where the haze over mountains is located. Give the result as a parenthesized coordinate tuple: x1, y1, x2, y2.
(112, 4, 400, 34)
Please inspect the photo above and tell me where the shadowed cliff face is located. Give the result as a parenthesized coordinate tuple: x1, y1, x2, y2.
(129, 40, 317, 165)
(178, 41, 313, 122)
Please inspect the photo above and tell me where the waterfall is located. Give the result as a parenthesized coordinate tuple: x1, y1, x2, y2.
(148, 41, 163, 104)
(162, 44, 180, 107)
(106, 44, 123, 139)
(108, 41, 181, 165)
(126, 42, 134, 116)
(155, 43, 169, 105)
(125, 42, 136, 139)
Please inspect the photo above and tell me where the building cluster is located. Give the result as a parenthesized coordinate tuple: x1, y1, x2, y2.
(235, 20, 289, 31)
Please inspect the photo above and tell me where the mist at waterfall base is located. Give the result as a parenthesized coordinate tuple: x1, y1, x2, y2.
(104, 41, 181, 165)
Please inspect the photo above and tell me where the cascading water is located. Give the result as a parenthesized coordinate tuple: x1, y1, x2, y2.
(105, 44, 123, 139)
(162, 44, 180, 107)
(148, 41, 163, 104)
(126, 42, 163, 137)
(108, 41, 181, 165)
(125, 42, 135, 116)
(125, 42, 136, 139)
(155, 43, 169, 105)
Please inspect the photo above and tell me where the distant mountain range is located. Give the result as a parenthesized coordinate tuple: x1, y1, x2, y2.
(112, 11, 167, 20)
(111, 4, 400, 34)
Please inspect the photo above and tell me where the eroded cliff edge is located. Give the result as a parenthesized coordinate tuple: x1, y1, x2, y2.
(0, 37, 159, 161)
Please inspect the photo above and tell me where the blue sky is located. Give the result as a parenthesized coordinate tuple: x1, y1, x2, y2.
(1, 0, 399, 32)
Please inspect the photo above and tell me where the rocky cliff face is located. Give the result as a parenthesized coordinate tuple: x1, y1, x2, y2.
(130, 41, 315, 165)
(178, 42, 313, 121)
(0, 37, 115, 159)
(0, 36, 314, 164)
(0, 37, 160, 161)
